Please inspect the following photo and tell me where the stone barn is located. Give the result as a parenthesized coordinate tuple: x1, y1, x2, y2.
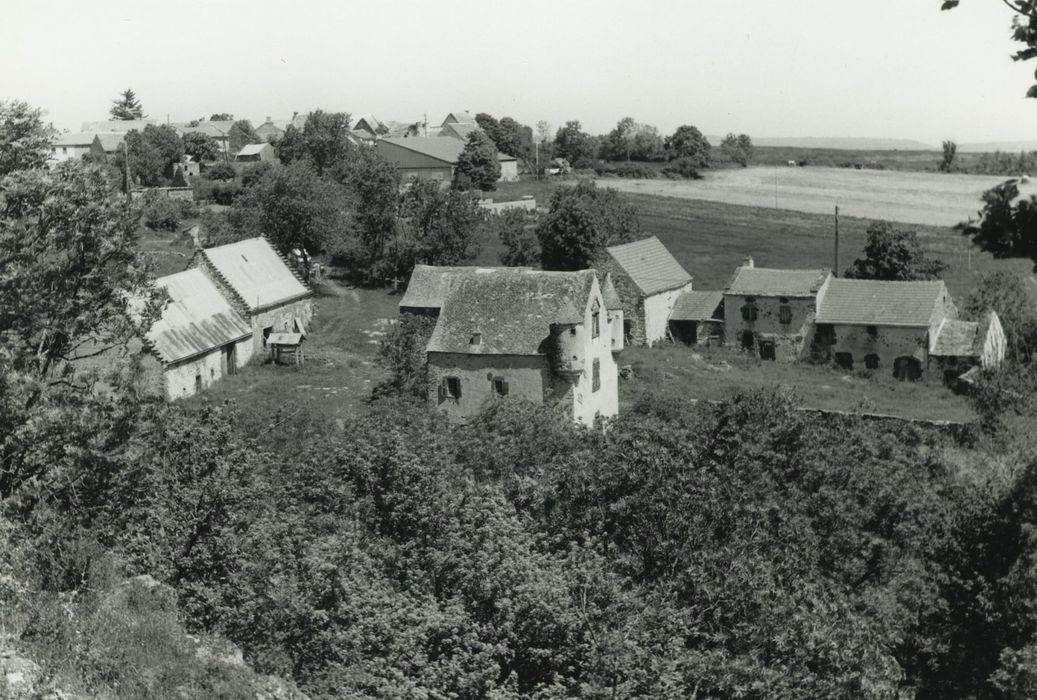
(812, 278, 957, 379)
(192, 237, 314, 354)
(669, 290, 724, 346)
(929, 312, 1007, 382)
(144, 269, 254, 400)
(723, 259, 832, 362)
(598, 236, 693, 346)
(424, 268, 619, 426)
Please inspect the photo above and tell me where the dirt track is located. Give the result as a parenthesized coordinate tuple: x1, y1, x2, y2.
(596, 167, 1010, 227)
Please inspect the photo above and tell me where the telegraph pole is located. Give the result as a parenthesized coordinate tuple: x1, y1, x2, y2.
(833, 204, 840, 276)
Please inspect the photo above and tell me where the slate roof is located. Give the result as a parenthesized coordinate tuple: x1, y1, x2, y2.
(427, 269, 595, 355)
(726, 267, 830, 297)
(147, 269, 251, 365)
(400, 265, 531, 310)
(930, 319, 979, 356)
(379, 136, 465, 164)
(200, 238, 311, 312)
(177, 123, 233, 139)
(605, 236, 692, 296)
(815, 278, 947, 327)
(670, 290, 724, 322)
(602, 273, 623, 310)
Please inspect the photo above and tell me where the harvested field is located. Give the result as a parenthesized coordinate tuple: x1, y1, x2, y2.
(596, 166, 1008, 227)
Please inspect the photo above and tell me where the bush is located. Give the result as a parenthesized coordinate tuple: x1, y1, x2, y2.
(204, 162, 236, 181)
(194, 178, 242, 205)
(240, 162, 272, 188)
(662, 157, 703, 179)
(141, 194, 182, 232)
(579, 159, 658, 179)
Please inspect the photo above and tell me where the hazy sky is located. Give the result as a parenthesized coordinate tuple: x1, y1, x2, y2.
(3, 0, 1035, 144)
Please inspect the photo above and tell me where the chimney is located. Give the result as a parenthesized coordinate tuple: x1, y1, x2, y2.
(742, 255, 754, 268)
(265, 116, 271, 124)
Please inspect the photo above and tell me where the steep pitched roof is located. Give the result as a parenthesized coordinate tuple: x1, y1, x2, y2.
(815, 278, 947, 327)
(605, 236, 692, 296)
(379, 136, 465, 164)
(427, 269, 595, 355)
(53, 132, 98, 147)
(726, 267, 830, 297)
(440, 122, 482, 141)
(670, 290, 724, 322)
(94, 133, 125, 152)
(200, 238, 311, 312)
(442, 111, 475, 125)
(930, 319, 979, 356)
(601, 273, 623, 310)
(147, 269, 252, 365)
(400, 265, 477, 310)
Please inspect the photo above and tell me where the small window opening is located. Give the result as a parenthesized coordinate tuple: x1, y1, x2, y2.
(835, 352, 854, 370)
(443, 376, 462, 399)
(779, 304, 793, 325)
(741, 298, 759, 322)
(470, 332, 482, 346)
(866, 325, 878, 338)
(592, 311, 600, 338)
(865, 353, 879, 370)
(492, 376, 509, 397)
(592, 359, 601, 392)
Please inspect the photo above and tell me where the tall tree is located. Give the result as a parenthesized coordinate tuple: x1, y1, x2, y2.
(554, 120, 594, 164)
(453, 130, 501, 191)
(395, 180, 482, 274)
(603, 116, 638, 161)
(275, 111, 353, 176)
(227, 119, 260, 156)
(665, 124, 712, 168)
(536, 181, 640, 270)
(115, 125, 184, 188)
(182, 131, 220, 163)
(940, 140, 958, 172)
(843, 221, 948, 281)
(109, 88, 146, 120)
(0, 100, 54, 175)
(209, 112, 234, 121)
(338, 146, 401, 262)
(960, 178, 1037, 268)
(720, 133, 753, 166)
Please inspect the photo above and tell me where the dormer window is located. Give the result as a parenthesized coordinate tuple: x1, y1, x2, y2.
(470, 332, 482, 346)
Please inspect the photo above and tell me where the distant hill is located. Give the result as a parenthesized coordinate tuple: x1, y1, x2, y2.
(717, 136, 938, 151)
(957, 141, 1037, 154)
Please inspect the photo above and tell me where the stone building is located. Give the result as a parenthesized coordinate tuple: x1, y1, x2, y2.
(144, 269, 254, 400)
(929, 312, 1007, 381)
(597, 236, 693, 346)
(423, 268, 620, 426)
(191, 237, 314, 354)
(668, 290, 724, 345)
(723, 259, 832, 361)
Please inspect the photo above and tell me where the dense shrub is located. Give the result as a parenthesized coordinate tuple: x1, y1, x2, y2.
(141, 194, 182, 232)
(204, 162, 236, 181)
(661, 157, 703, 179)
(194, 178, 242, 205)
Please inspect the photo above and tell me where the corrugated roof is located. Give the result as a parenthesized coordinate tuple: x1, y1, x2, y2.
(815, 278, 947, 327)
(601, 273, 623, 310)
(147, 269, 252, 365)
(201, 238, 311, 311)
(606, 236, 692, 296)
(379, 136, 465, 164)
(930, 319, 979, 356)
(726, 267, 830, 296)
(671, 290, 724, 322)
(427, 268, 595, 355)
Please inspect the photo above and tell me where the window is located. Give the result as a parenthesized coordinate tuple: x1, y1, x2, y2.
(592, 359, 601, 392)
(470, 332, 482, 346)
(864, 354, 879, 370)
(444, 376, 462, 399)
(194, 374, 202, 393)
(592, 310, 600, 338)
(492, 376, 509, 397)
(759, 340, 776, 361)
(741, 297, 758, 322)
(262, 326, 273, 347)
(835, 352, 854, 370)
(866, 325, 878, 338)
(778, 304, 793, 325)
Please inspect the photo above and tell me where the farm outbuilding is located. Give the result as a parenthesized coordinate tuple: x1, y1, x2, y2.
(597, 236, 693, 346)
(191, 237, 314, 354)
(144, 269, 254, 400)
(376, 137, 463, 181)
(234, 142, 275, 163)
(669, 290, 724, 345)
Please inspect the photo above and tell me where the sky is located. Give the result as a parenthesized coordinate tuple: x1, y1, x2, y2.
(2, 0, 1035, 145)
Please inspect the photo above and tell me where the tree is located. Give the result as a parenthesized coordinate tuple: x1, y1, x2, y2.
(227, 120, 260, 156)
(941, 1, 1037, 97)
(275, 110, 353, 176)
(960, 178, 1037, 269)
(394, 180, 482, 276)
(115, 124, 185, 188)
(454, 130, 501, 191)
(496, 209, 542, 267)
(109, 89, 145, 120)
(0, 100, 53, 175)
(474, 113, 501, 144)
(182, 131, 220, 163)
(843, 221, 948, 281)
(940, 140, 958, 172)
(720, 133, 753, 166)
(375, 313, 437, 398)
(209, 113, 234, 121)
(603, 117, 637, 161)
(337, 146, 401, 265)
(665, 124, 712, 168)
(961, 271, 1037, 360)
(536, 181, 640, 270)
(554, 120, 594, 165)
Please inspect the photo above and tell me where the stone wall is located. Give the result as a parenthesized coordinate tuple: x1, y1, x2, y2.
(816, 323, 930, 376)
(643, 283, 692, 346)
(251, 298, 314, 354)
(724, 293, 816, 361)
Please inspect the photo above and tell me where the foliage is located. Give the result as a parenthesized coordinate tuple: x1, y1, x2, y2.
(661, 157, 704, 179)
(227, 120, 259, 156)
(453, 130, 501, 191)
(374, 314, 436, 399)
(537, 181, 640, 270)
(960, 178, 1037, 269)
(335, 146, 401, 273)
(276, 111, 354, 176)
(602, 117, 665, 162)
(140, 192, 183, 232)
(554, 120, 595, 164)
(941, 1, 1037, 97)
(940, 139, 957, 172)
(228, 161, 354, 255)
(495, 208, 542, 266)
(194, 178, 242, 205)
(182, 131, 220, 163)
(476, 113, 535, 166)
(109, 88, 145, 120)
(843, 220, 948, 280)
(239, 161, 273, 188)
(664, 124, 712, 168)
(115, 125, 184, 188)
(719, 132, 754, 166)
(962, 271, 1037, 361)
(0, 100, 54, 175)
(209, 112, 233, 121)
(204, 161, 236, 181)
(391, 180, 482, 278)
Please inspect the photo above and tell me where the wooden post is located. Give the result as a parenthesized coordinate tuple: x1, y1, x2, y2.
(833, 205, 840, 277)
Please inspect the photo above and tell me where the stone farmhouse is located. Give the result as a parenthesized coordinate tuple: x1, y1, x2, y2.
(142, 269, 254, 400)
(722, 259, 832, 361)
(597, 236, 694, 346)
(401, 266, 621, 426)
(190, 237, 314, 354)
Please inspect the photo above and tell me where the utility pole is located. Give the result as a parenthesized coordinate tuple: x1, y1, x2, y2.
(833, 204, 840, 276)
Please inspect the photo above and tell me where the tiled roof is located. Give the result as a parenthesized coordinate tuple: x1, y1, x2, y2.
(601, 273, 623, 310)
(378, 136, 465, 164)
(200, 238, 311, 311)
(930, 319, 979, 356)
(400, 265, 485, 310)
(815, 278, 947, 327)
(147, 269, 251, 364)
(427, 269, 595, 355)
(726, 267, 830, 297)
(670, 290, 724, 322)
(605, 236, 692, 296)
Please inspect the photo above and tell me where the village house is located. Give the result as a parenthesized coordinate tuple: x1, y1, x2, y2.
(439, 121, 482, 141)
(596, 236, 693, 346)
(49, 133, 105, 163)
(175, 121, 235, 155)
(398, 264, 493, 315)
(190, 237, 314, 353)
(668, 290, 724, 345)
(255, 117, 287, 143)
(422, 267, 620, 426)
(234, 142, 276, 163)
(812, 277, 1005, 380)
(143, 268, 254, 400)
(723, 259, 832, 361)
